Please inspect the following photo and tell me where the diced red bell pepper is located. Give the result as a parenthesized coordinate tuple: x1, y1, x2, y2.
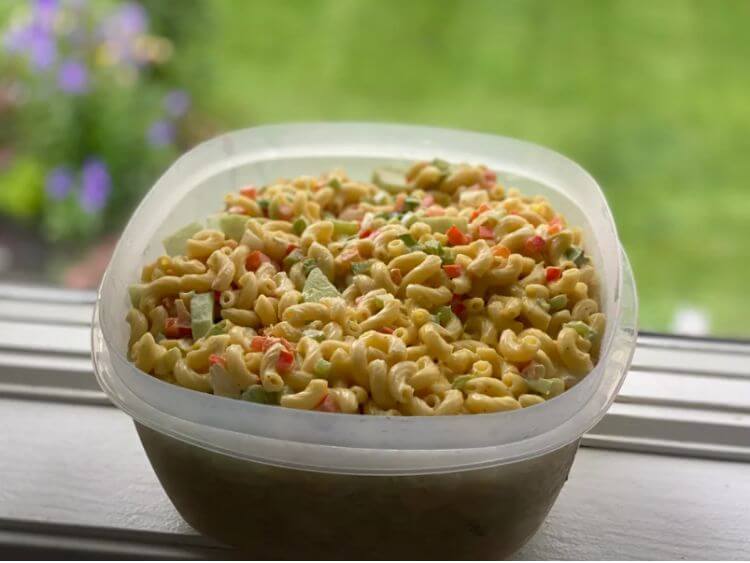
(446, 226, 470, 246)
(425, 206, 445, 217)
(359, 229, 373, 239)
(443, 264, 463, 278)
(285, 243, 299, 257)
(227, 205, 247, 215)
(251, 336, 272, 352)
(451, 294, 466, 318)
(524, 235, 546, 254)
(209, 354, 226, 368)
(483, 170, 497, 185)
(548, 216, 563, 235)
(492, 245, 511, 258)
(390, 268, 402, 284)
(378, 326, 395, 335)
(246, 250, 271, 271)
(422, 194, 435, 208)
(276, 348, 295, 373)
(546, 267, 562, 282)
(470, 203, 491, 221)
(161, 296, 176, 313)
(164, 317, 192, 339)
(394, 193, 406, 212)
(239, 186, 257, 199)
(316, 394, 339, 413)
(478, 225, 495, 240)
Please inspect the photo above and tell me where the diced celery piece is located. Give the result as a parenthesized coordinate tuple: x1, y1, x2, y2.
(432, 158, 451, 171)
(162, 221, 203, 256)
(302, 329, 326, 342)
(302, 267, 340, 302)
(241, 384, 280, 405)
(564, 245, 587, 266)
(293, 217, 308, 236)
(328, 177, 342, 190)
(452, 375, 474, 390)
(398, 233, 418, 247)
(268, 199, 280, 219)
(435, 306, 454, 326)
(302, 258, 318, 276)
(313, 358, 331, 379)
(403, 197, 420, 211)
(220, 213, 250, 241)
(565, 321, 597, 339)
(205, 320, 228, 337)
(422, 239, 443, 256)
(400, 212, 418, 227)
(332, 220, 359, 237)
(549, 294, 568, 312)
(351, 261, 373, 275)
(190, 292, 214, 340)
(421, 216, 468, 234)
(283, 249, 305, 269)
(372, 168, 412, 194)
(526, 377, 565, 398)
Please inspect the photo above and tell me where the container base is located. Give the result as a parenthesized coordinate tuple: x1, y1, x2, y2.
(136, 422, 579, 559)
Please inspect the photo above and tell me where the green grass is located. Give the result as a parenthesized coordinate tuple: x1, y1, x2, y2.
(174, 0, 749, 336)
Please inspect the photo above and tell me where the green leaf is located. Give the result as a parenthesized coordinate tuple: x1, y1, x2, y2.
(0, 157, 44, 219)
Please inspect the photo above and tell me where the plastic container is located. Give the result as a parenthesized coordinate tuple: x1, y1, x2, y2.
(92, 123, 638, 558)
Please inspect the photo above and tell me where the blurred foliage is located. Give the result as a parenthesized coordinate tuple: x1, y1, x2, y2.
(0, 0, 205, 242)
(1, 0, 748, 336)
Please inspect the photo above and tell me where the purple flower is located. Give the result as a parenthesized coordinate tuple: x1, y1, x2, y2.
(45, 166, 74, 200)
(29, 26, 56, 69)
(164, 90, 190, 118)
(57, 59, 89, 94)
(147, 120, 175, 147)
(33, 0, 59, 29)
(117, 2, 148, 36)
(79, 158, 111, 213)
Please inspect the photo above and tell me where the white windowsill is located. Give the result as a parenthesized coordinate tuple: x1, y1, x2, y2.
(0, 283, 749, 559)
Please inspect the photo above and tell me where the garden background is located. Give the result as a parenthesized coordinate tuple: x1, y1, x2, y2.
(1, 0, 748, 337)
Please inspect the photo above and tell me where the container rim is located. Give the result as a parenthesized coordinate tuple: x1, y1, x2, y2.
(93, 122, 638, 470)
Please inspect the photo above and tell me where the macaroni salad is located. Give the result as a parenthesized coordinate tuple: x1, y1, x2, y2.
(126, 159, 605, 415)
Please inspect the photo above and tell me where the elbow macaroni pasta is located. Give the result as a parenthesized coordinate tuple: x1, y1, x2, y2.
(126, 159, 605, 415)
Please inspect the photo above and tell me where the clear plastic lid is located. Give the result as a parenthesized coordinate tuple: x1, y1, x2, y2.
(93, 123, 638, 474)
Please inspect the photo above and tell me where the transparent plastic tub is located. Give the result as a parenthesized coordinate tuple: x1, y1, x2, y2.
(92, 123, 637, 559)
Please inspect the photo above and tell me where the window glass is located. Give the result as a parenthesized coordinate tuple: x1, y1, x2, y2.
(1, 0, 747, 338)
